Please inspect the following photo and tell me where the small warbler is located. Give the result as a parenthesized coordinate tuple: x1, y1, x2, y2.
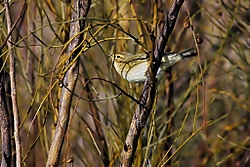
(111, 48, 197, 82)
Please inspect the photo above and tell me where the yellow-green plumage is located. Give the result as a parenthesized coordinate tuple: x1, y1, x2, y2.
(112, 48, 197, 82)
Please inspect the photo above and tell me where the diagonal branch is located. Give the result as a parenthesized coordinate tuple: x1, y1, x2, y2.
(121, 0, 184, 166)
(0, 0, 27, 53)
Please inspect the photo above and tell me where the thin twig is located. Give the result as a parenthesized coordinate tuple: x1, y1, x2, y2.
(83, 78, 149, 110)
(0, 0, 27, 52)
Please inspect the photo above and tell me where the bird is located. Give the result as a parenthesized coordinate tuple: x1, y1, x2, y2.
(110, 48, 197, 82)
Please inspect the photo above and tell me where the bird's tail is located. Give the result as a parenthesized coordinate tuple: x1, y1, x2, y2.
(179, 48, 197, 59)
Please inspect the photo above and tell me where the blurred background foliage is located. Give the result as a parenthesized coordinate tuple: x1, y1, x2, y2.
(0, 0, 250, 166)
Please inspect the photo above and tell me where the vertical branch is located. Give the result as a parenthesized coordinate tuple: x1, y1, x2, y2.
(164, 67, 174, 167)
(0, 58, 12, 167)
(4, 0, 22, 166)
(80, 62, 110, 166)
(86, 80, 109, 166)
(156, 0, 175, 164)
(121, 0, 184, 166)
(46, 0, 91, 166)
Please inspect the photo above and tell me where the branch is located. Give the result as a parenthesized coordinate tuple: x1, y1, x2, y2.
(0, 0, 27, 53)
(46, 0, 91, 166)
(85, 79, 110, 166)
(164, 67, 175, 167)
(0, 59, 12, 167)
(4, 0, 22, 166)
(121, 0, 184, 166)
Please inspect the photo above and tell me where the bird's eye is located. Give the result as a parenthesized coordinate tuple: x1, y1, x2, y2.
(116, 55, 121, 59)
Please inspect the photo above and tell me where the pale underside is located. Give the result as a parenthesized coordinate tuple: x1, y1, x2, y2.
(114, 53, 183, 82)
(113, 48, 197, 82)
(115, 60, 167, 82)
